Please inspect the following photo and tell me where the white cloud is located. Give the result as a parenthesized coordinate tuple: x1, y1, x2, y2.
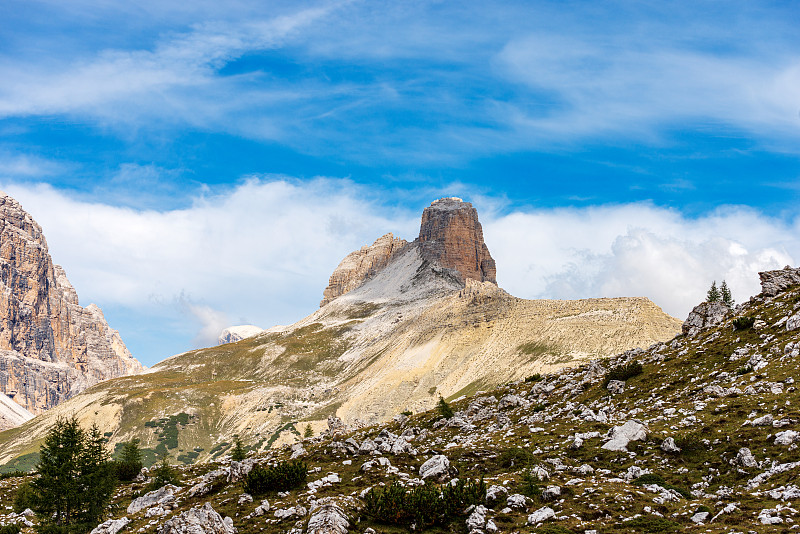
(2, 179, 798, 364)
(484, 204, 798, 317)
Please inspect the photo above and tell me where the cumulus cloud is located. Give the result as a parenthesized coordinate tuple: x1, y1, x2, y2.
(2, 179, 798, 364)
(485, 204, 798, 318)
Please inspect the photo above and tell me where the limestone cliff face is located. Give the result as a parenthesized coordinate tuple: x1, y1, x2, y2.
(0, 193, 142, 424)
(320, 233, 408, 307)
(417, 197, 496, 285)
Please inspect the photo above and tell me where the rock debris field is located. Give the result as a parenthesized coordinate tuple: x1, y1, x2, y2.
(2, 270, 800, 533)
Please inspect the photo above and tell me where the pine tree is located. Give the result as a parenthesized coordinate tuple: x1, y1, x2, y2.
(116, 438, 143, 481)
(437, 396, 454, 420)
(304, 424, 313, 439)
(231, 435, 247, 462)
(707, 281, 720, 303)
(720, 280, 734, 307)
(31, 416, 115, 532)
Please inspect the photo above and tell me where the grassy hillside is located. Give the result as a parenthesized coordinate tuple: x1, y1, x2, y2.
(0, 279, 797, 532)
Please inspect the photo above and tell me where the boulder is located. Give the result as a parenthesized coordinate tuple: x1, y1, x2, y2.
(156, 503, 235, 534)
(91, 517, 130, 534)
(466, 505, 487, 532)
(601, 421, 648, 452)
(606, 380, 625, 395)
(787, 314, 800, 332)
(527, 507, 555, 525)
(660, 437, 681, 453)
(735, 447, 758, 468)
(128, 486, 175, 515)
(759, 266, 800, 297)
(306, 504, 349, 534)
(682, 302, 730, 337)
(419, 455, 452, 482)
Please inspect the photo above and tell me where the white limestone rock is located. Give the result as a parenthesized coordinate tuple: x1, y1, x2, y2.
(156, 503, 236, 534)
(91, 517, 130, 534)
(218, 325, 264, 345)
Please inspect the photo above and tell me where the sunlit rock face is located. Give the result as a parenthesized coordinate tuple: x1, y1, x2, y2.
(0, 193, 142, 425)
(417, 197, 497, 285)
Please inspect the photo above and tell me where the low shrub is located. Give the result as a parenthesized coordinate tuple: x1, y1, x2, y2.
(243, 460, 308, 495)
(363, 478, 485, 528)
(0, 525, 22, 534)
(535, 526, 574, 534)
(602, 361, 643, 388)
(498, 447, 533, 468)
(525, 374, 543, 383)
(519, 469, 543, 499)
(620, 515, 679, 532)
(147, 458, 180, 491)
(732, 316, 755, 330)
(12, 481, 37, 513)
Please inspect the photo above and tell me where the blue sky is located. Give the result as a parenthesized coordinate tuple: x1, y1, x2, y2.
(1, 1, 799, 365)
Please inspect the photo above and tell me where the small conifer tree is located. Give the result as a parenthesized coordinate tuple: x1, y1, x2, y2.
(304, 424, 314, 439)
(437, 395, 454, 420)
(720, 280, 734, 307)
(116, 438, 143, 481)
(31, 416, 116, 532)
(706, 281, 720, 303)
(231, 435, 247, 462)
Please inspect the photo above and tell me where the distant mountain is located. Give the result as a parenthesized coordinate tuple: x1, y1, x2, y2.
(0, 197, 680, 465)
(0, 193, 143, 430)
(3, 261, 797, 533)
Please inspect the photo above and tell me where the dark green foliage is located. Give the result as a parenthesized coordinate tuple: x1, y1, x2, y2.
(231, 435, 247, 462)
(620, 515, 679, 532)
(707, 281, 720, 303)
(114, 439, 143, 481)
(535, 526, 574, 534)
(602, 361, 643, 387)
(532, 404, 546, 412)
(303, 425, 314, 438)
(242, 460, 308, 495)
(30, 417, 116, 532)
(437, 396, 454, 419)
(363, 478, 486, 528)
(735, 365, 752, 375)
(400, 410, 413, 416)
(732, 316, 755, 330)
(176, 451, 200, 464)
(12, 481, 37, 513)
(696, 505, 711, 514)
(524, 373, 542, 383)
(498, 447, 532, 468)
(519, 469, 543, 499)
(720, 280, 734, 307)
(0, 525, 21, 534)
(147, 458, 179, 490)
(0, 452, 40, 474)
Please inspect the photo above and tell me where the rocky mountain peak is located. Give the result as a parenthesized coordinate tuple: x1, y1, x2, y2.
(0, 192, 143, 427)
(320, 233, 408, 307)
(417, 197, 497, 285)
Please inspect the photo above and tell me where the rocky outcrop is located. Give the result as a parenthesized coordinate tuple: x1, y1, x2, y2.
(759, 266, 800, 297)
(682, 301, 731, 337)
(320, 233, 408, 307)
(156, 503, 235, 534)
(218, 325, 264, 345)
(417, 198, 496, 285)
(0, 193, 142, 423)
